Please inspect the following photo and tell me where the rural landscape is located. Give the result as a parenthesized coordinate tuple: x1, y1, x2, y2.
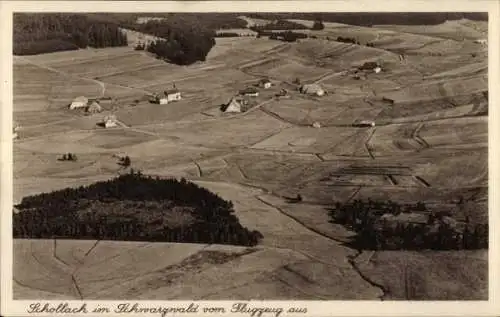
(12, 12, 488, 301)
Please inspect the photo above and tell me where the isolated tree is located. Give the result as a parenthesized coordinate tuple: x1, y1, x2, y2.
(311, 20, 325, 30)
(296, 194, 303, 202)
(123, 156, 131, 167)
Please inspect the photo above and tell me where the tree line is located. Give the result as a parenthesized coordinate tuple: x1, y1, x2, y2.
(268, 31, 308, 42)
(330, 199, 488, 251)
(246, 13, 487, 27)
(14, 13, 128, 55)
(250, 19, 310, 32)
(13, 171, 263, 247)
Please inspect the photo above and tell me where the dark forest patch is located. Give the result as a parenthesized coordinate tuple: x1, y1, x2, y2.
(13, 171, 263, 246)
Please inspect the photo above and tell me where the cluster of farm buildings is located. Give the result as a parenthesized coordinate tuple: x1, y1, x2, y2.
(62, 60, 384, 131)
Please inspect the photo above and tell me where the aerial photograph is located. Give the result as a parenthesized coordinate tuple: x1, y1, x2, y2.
(12, 12, 488, 300)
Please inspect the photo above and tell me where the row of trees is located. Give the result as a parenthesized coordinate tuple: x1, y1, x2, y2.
(250, 19, 310, 32)
(14, 14, 128, 55)
(215, 32, 255, 38)
(330, 199, 488, 250)
(13, 171, 263, 247)
(269, 31, 308, 42)
(59, 153, 78, 162)
(246, 13, 487, 27)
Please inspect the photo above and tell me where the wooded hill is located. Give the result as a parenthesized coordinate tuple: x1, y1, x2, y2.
(13, 171, 263, 246)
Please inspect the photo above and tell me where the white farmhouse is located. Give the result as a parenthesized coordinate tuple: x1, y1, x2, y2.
(69, 96, 89, 109)
(223, 97, 243, 113)
(151, 88, 182, 104)
(103, 115, 118, 128)
(259, 79, 272, 89)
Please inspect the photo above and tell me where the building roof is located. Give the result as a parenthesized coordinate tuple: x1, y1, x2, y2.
(223, 97, 243, 113)
(240, 87, 259, 94)
(300, 83, 325, 94)
(73, 96, 88, 103)
(260, 78, 272, 84)
(359, 61, 379, 70)
(164, 89, 180, 95)
(86, 101, 102, 112)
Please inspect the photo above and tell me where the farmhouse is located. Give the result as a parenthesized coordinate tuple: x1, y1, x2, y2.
(474, 39, 487, 45)
(299, 84, 326, 96)
(259, 79, 272, 89)
(222, 97, 245, 113)
(69, 96, 89, 109)
(103, 115, 118, 128)
(239, 87, 259, 97)
(359, 61, 382, 72)
(150, 88, 182, 104)
(86, 100, 102, 114)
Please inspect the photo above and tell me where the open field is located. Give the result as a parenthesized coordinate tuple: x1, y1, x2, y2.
(13, 17, 488, 300)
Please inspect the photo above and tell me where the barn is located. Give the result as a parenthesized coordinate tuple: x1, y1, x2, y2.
(151, 88, 182, 104)
(239, 87, 259, 97)
(86, 100, 103, 114)
(69, 96, 88, 109)
(222, 97, 245, 113)
(299, 84, 326, 96)
(164, 88, 182, 102)
(359, 61, 383, 73)
(103, 115, 118, 128)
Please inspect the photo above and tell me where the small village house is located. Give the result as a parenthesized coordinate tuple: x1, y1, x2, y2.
(164, 88, 182, 102)
(312, 122, 321, 129)
(222, 97, 245, 113)
(359, 61, 382, 73)
(259, 79, 272, 89)
(103, 115, 118, 128)
(86, 100, 103, 114)
(150, 86, 182, 104)
(239, 87, 259, 97)
(69, 96, 89, 109)
(299, 84, 326, 97)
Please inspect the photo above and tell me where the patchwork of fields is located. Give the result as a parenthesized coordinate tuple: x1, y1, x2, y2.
(13, 18, 488, 300)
